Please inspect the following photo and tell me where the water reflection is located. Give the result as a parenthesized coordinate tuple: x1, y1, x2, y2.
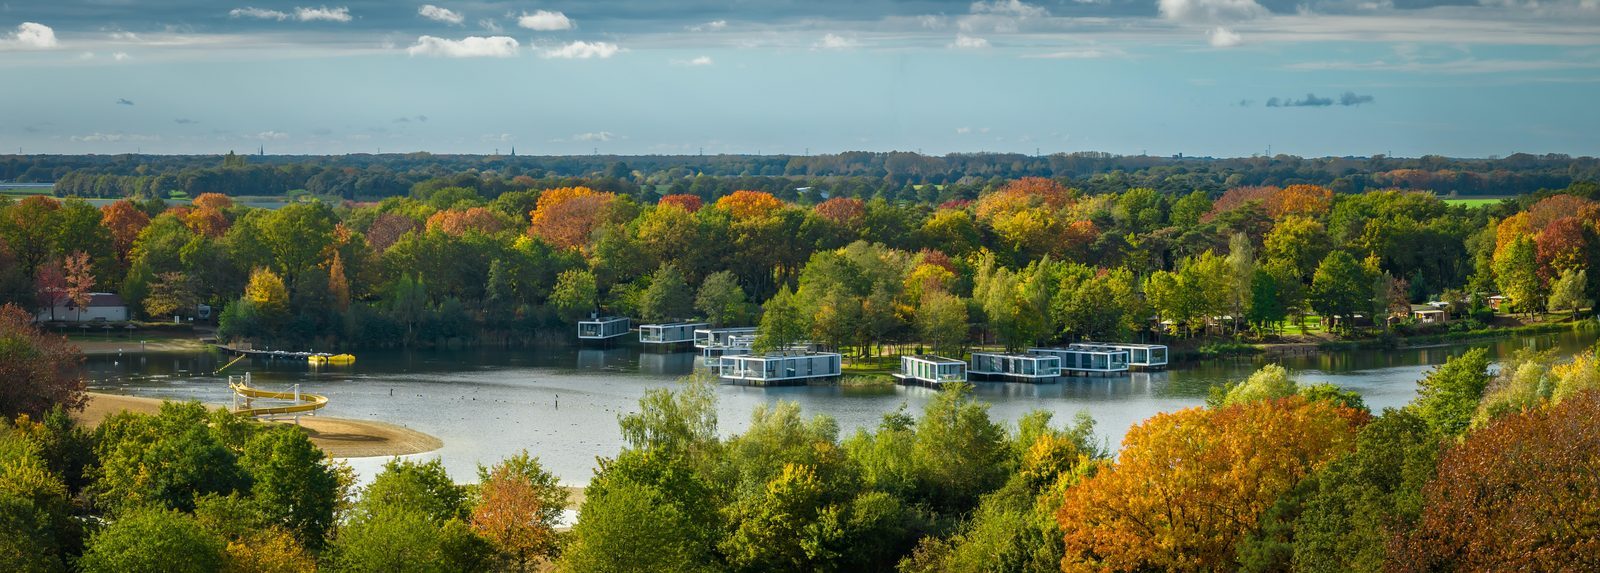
(83, 330, 1596, 484)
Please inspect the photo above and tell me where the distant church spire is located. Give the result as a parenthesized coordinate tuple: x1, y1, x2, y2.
(510, 146, 515, 157)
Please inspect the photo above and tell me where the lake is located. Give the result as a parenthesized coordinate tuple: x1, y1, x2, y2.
(83, 329, 1597, 485)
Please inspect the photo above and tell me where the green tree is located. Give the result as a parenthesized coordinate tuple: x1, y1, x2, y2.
(359, 458, 468, 523)
(563, 476, 719, 573)
(1309, 251, 1369, 332)
(1169, 190, 1212, 229)
(550, 268, 598, 323)
(911, 383, 1011, 514)
(753, 285, 806, 353)
(720, 464, 845, 572)
(1492, 235, 1541, 315)
(238, 425, 341, 549)
(324, 506, 493, 573)
(695, 270, 747, 327)
(1408, 348, 1491, 437)
(91, 402, 249, 514)
(639, 263, 693, 322)
(1211, 364, 1298, 408)
(260, 203, 335, 280)
(78, 508, 225, 573)
(1547, 267, 1589, 317)
(917, 290, 969, 357)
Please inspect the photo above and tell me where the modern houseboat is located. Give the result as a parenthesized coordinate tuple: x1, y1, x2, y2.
(968, 352, 1062, 382)
(577, 316, 631, 341)
(717, 352, 843, 385)
(639, 322, 710, 345)
(1028, 345, 1130, 376)
(694, 327, 758, 365)
(1069, 342, 1168, 370)
(893, 355, 967, 388)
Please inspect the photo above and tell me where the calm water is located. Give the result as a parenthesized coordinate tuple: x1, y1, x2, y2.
(84, 330, 1597, 485)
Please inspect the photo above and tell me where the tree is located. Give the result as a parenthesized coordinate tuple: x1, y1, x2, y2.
(1169, 190, 1212, 229)
(61, 251, 95, 315)
(530, 187, 618, 250)
(324, 506, 493, 573)
(0, 304, 86, 418)
(917, 290, 968, 358)
(1211, 364, 1298, 407)
(1056, 397, 1363, 572)
(244, 268, 289, 320)
(1410, 348, 1492, 437)
(695, 270, 747, 327)
(550, 269, 598, 323)
(1392, 390, 1600, 572)
(471, 452, 568, 572)
(1492, 235, 1541, 315)
(101, 200, 151, 263)
(91, 402, 249, 514)
(658, 194, 703, 212)
(753, 285, 806, 353)
(1309, 250, 1369, 332)
(1263, 216, 1329, 279)
(260, 203, 335, 280)
(910, 383, 1011, 514)
(639, 263, 693, 322)
(563, 476, 719, 573)
(143, 272, 197, 319)
(78, 508, 225, 573)
(720, 463, 845, 572)
(359, 458, 469, 523)
(714, 190, 785, 220)
(1547, 267, 1589, 317)
(238, 425, 341, 549)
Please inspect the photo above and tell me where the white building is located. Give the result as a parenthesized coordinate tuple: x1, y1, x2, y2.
(969, 352, 1062, 382)
(36, 293, 128, 323)
(640, 322, 710, 345)
(718, 352, 843, 385)
(894, 355, 967, 387)
(577, 316, 631, 341)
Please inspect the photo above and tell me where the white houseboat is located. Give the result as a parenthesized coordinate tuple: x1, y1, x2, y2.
(639, 322, 710, 345)
(968, 352, 1062, 382)
(893, 355, 967, 387)
(1069, 342, 1168, 370)
(694, 327, 758, 365)
(718, 352, 843, 385)
(577, 316, 631, 341)
(1028, 346, 1130, 376)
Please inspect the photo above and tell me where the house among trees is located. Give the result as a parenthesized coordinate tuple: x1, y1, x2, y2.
(1487, 295, 1509, 311)
(36, 292, 128, 323)
(893, 355, 967, 387)
(1411, 305, 1449, 324)
(1029, 345, 1131, 376)
(717, 352, 842, 385)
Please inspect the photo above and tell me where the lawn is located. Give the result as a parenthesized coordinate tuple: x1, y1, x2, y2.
(1443, 197, 1508, 208)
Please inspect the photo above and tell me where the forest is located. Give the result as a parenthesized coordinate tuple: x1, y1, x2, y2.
(3, 300, 1599, 572)
(2, 156, 1598, 353)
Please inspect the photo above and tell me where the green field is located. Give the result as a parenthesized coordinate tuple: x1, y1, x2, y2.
(1443, 197, 1507, 208)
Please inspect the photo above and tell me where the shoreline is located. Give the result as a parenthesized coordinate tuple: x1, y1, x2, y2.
(75, 392, 443, 458)
(71, 337, 211, 356)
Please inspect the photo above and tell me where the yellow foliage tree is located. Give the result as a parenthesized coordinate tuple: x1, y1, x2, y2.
(245, 268, 289, 317)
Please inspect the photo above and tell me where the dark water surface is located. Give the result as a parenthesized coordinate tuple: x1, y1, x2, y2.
(84, 330, 1597, 484)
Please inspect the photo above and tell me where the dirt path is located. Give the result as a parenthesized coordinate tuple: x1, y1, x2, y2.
(76, 392, 442, 458)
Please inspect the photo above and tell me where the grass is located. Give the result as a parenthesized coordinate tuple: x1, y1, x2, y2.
(1443, 197, 1507, 208)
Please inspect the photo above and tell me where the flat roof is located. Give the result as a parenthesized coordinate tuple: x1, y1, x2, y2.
(905, 355, 964, 364)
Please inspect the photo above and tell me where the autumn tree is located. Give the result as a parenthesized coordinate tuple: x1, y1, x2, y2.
(530, 187, 619, 251)
(100, 200, 151, 263)
(1547, 267, 1589, 317)
(244, 268, 289, 321)
(365, 212, 419, 252)
(471, 451, 567, 571)
(1392, 390, 1600, 572)
(658, 194, 703, 213)
(0, 304, 87, 418)
(714, 190, 785, 220)
(144, 272, 198, 318)
(1492, 235, 1542, 315)
(1056, 397, 1363, 572)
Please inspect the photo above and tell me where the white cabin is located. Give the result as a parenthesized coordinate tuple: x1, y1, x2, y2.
(1069, 342, 1168, 369)
(36, 292, 128, 323)
(718, 352, 843, 385)
(577, 316, 631, 340)
(1029, 346, 1130, 375)
(640, 322, 710, 344)
(968, 352, 1062, 381)
(894, 355, 967, 387)
(695, 327, 758, 365)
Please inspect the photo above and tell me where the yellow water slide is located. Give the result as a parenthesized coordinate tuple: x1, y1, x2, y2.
(229, 378, 328, 417)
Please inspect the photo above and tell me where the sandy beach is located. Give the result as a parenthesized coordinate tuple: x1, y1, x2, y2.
(71, 338, 211, 356)
(76, 392, 443, 458)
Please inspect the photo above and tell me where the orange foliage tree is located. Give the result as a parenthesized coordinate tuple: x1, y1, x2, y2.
(1271, 184, 1334, 218)
(1526, 194, 1594, 229)
(1205, 186, 1279, 221)
(1391, 390, 1600, 571)
(471, 452, 567, 571)
(974, 177, 1073, 221)
(192, 193, 234, 212)
(426, 207, 508, 237)
(529, 186, 617, 250)
(813, 197, 866, 228)
(365, 213, 419, 252)
(1056, 397, 1365, 572)
(714, 190, 784, 220)
(657, 194, 704, 213)
(184, 206, 230, 238)
(1534, 216, 1588, 280)
(101, 200, 151, 263)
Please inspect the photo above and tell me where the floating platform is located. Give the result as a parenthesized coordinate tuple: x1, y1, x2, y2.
(893, 355, 967, 388)
(968, 352, 1062, 382)
(718, 352, 842, 386)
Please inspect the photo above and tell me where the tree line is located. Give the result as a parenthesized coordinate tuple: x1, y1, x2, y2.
(2, 172, 1597, 351)
(4, 301, 1599, 571)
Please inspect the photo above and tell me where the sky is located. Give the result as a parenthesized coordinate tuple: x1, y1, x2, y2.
(0, 0, 1596, 158)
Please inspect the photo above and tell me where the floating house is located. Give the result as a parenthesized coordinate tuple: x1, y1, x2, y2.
(640, 322, 710, 345)
(893, 355, 967, 387)
(1028, 346, 1130, 375)
(1082, 343, 1168, 370)
(968, 352, 1062, 382)
(577, 316, 631, 341)
(718, 352, 843, 385)
(695, 327, 759, 365)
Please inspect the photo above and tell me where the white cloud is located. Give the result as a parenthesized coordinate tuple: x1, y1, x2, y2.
(418, 5, 464, 25)
(814, 33, 858, 50)
(407, 35, 520, 57)
(113, 52, 132, 61)
(673, 55, 714, 66)
(1024, 47, 1127, 59)
(296, 6, 352, 22)
(687, 20, 727, 32)
(71, 133, 161, 143)
(518, 10, 573, 31)
(1158, 0, 1269, 24)
(482, 133, 513, 142)
(951, 34, 990, 49)
(478, 19, 502, 33)
(969, 0, 1048, 17)
(956, 127, 972, 134)
(253, 131, 290, 140)
(230, 6, 352, 23)
(574, 131, 614, 142)
(1209, 27, 1243, 47)
(539, 41, 620, 59)
(230, 7, 290, 20)
(5, 22, 58, 49)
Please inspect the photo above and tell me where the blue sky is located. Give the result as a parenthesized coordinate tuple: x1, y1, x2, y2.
(0, 0, 1596, 157)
